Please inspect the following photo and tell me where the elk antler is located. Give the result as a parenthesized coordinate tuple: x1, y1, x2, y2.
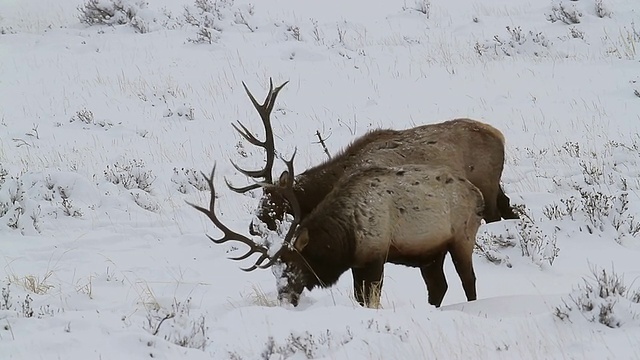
(189, 165, 276, 272)
(227, 78, 289, 193)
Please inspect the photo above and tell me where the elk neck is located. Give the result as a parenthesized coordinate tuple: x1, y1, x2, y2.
(296, 204, 357, 288)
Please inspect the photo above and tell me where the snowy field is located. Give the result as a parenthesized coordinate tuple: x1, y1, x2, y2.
(1, 0, 640, 358)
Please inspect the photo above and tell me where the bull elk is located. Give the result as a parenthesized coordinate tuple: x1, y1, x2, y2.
(191, 79, 515, 307)
(193, 160, 483, 307)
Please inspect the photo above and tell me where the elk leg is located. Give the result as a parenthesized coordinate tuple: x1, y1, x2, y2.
(420, 251, 448, 307)
(449, 243, 477, 302)
(352, 262, 384, 308)
(473, 182, 501, 223)
(497, 185, 519, 220)
(483, 189, 501, 223)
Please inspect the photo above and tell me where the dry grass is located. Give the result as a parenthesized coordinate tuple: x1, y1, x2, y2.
(604, 27, 639, 60)
(224, 284, 280, 309)
(352, 281, 384, 309)
(134, 280, 162, 311)
(9, 272, 56, 295)
(75, 275, 94, 299)
(5, 261, 56, 295)
(248, 284, 280, 307)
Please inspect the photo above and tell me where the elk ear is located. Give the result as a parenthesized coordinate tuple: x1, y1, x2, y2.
(278, 170, 290, 187)
(294, 228, 310, 252)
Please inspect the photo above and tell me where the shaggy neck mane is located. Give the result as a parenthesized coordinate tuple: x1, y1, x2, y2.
(293, 128, 397, 215)
(300, 209, 355, 288)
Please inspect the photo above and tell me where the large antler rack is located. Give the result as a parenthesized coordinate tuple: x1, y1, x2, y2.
(190, 79, 301, 272)
(226, 78, 289, 193)
(191, 150, 302, 272)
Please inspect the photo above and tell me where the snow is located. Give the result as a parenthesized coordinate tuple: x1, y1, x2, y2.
(1, 0, 640, 358)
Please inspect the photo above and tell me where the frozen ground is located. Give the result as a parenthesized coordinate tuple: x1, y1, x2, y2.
(1, 0, 640, 359)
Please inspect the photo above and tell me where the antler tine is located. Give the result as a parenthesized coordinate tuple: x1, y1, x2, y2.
(229, 159, 264, 180)
(280, 149, 301, 222)
(188, 165, 272, 271)
(263, 79, 289, 115)
(230, 79, 289, 186)
(254, 253, 283, 270)
(224, 177, 262, 194)
(239, 253, 271, 272)
(231, 121, 262, 147)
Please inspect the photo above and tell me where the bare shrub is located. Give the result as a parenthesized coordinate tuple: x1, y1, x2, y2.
(1, 283, 59, 318)
(546, 2, 583, 25)
(336, 22, 347, 45)
(604, 22, 639, 59)
(554, 197, 577, 220)
(561, 141, 580, 157)
(0, 164, 7, 186)
(171, 167, 208, 194)
(1, 285, 11, 310)
(131, 190, 160, 212)
(569, 27, 584, 39)
(60, 187, 83, 218)
(516, 208, 559, 266)
(475, 26, 551, 58)
(543, 188, 637, 244)
(310, 19, 323, 44)
(555, 266, 640, 328)
(0, 176, 26, 230)
(595, 0, 611, 18)
(257, 329, 355, 359)
(78, 0, 150, 33)
(144, 297, 208, 351)
(0, 26, 16, 35)
(74, 109, 93, 123)
(578, 188, 615, 233)
(403, 0, 431, 18)
(286, 24, 302, 41)
(233, 5, 255, 32)
(69, 109, 113, 129)
(104, 159, 156, 193)
(189, 27, 217, 44)
(184, 0, 239, 44)
(475, 230, 516, 268)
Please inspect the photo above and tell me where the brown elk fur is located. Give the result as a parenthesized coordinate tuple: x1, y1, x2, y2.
(255, 118, 517, 235)
(276, 164, 484, 308)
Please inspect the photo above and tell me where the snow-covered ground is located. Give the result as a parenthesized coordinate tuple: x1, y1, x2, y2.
(1, 0, 640, 358)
